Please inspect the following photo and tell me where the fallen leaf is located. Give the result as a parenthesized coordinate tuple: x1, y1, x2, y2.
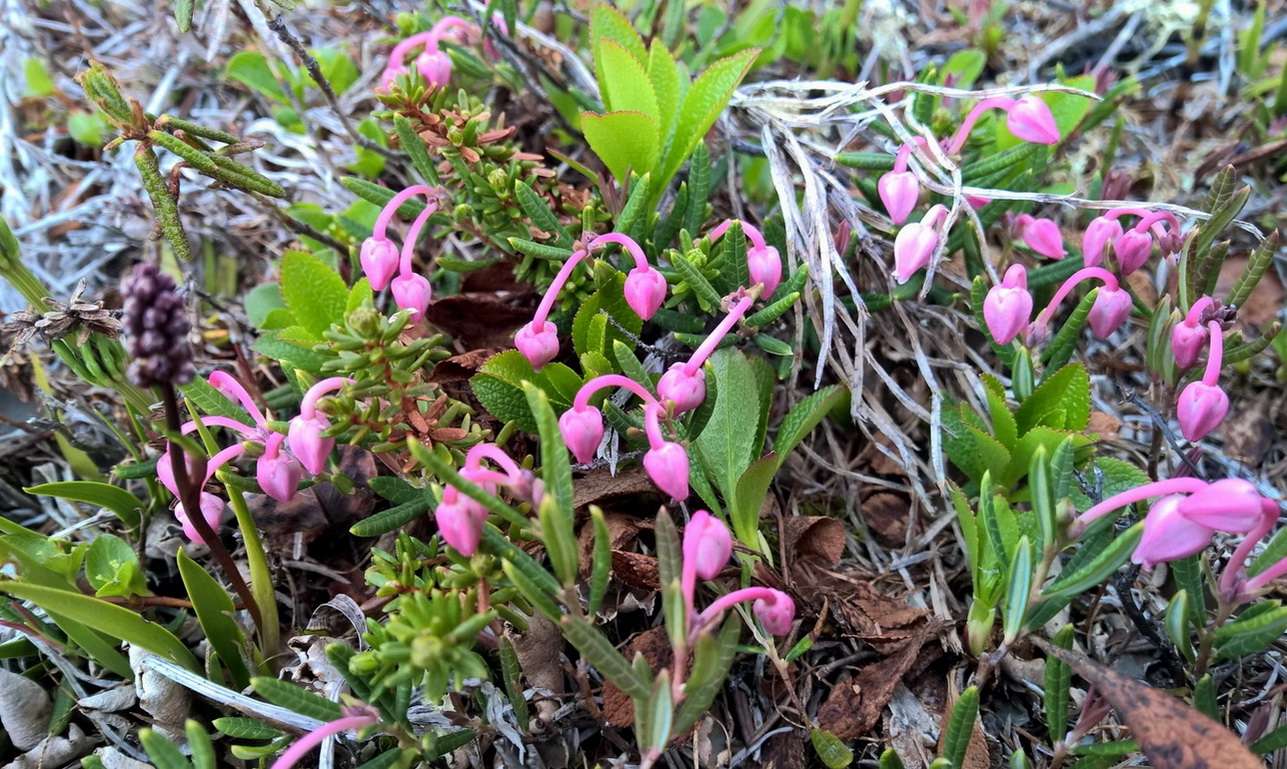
(1221, 393, 1279, 464)
(1031, 637, 1263, 769)
(428, 348, 504, 384)
(1087, 410, 1121, 443)
(572, 465, 658, 509)
(784, 516, 847, 566)
(576, 510, 642, 578)
(817, 625, 932, 739)
(422, 294, 532, 349)
(610, 550, 660, 591)
(602, 625, 674, 727)
(862, 492, 911, 545)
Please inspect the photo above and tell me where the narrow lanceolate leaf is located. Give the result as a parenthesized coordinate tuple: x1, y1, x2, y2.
(1002, 537, 1033, 644)
(588, 507, 612, 616)
(252, 677, 343, 722)
(942, 686, 980, 769)
(560, 614, 650, 700)
(1227, 230, 1279, 310)
(177, 551, 251, 689)
(1044, 625, 1074, 744)
(135, 146, 191, 261)
(24, 481, 141, 531)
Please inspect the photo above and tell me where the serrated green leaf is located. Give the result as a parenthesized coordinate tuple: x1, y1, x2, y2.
(773, 385, 845, 460)
(1034, 522, 1142, 608)
(657, 48, 758, 190)
(942, 407, 1013, 484)
(693, 349, 765, 524)
(599, 40, 659, 121)
(571, 272, 642, 357)
(280, 251, 348, 336)
(1016, 363, 1090, 434)
(648, 39, 683, 139)
(582, 110, 660, 183)
(590, 3, 648, 86)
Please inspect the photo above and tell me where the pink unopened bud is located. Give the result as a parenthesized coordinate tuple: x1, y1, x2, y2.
(1081, 217, 1123, 268)
(983, 264, 1032, 345)
(360, 237, 400, 291)
(623, 266, 667, 320)
(747, 244, 782, 299)
(558, 405, 604, 465)
(415, 48, 453, 88)
(514, 320, 560, 371)
(643, 441, 689, 500)
(966, 196, 990, 210)
(1177, 479, 1268, 533)
(1006, 95, 1061, 145)
(257, 433, 303, 503)
(878, 170, 920, 225)
(657, 363, 706, 414)
(1132, 495, 1216, 570)
(288, 414, 334, 475)
(1113, 229, 1153, 274)
(1177, 381, 1229, 442)
(1088, 286, 1132, 338)
(175, 492, 227, 545)
(1171, 320, 1209, 369)
(683, 510, 732, 581)
(435, 487, 487, 556)
(483, 13, 508, 60)
(1020, 217, 1066, 260)
(753, 590, 796, 635)
(379, 63, 409, 91)
(891, 205, 947, 284)
(391, 272, 432, 322)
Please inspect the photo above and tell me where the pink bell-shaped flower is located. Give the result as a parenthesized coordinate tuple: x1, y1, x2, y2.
(391, 272, 432, 323)
(360, 237, 400, 291)
(683, 510, 733, 581)
(623, 266, 667, 320)
(1081, 217, 1123, 268)
(1177, 479, 1268, 534)
(747, 243, 782, 299)
(891, 205, 947, 284)
(1019, 216, 1066, 260)
(1177, 380, 1229, 442)
(558, 405, 604, 465)
(379, 63, 409, 91)
(1113, 229, 1154, 274)
(514, 320, 560, 371)
(288, 414, 334, 476)
(657, 363, 707, 415)
(753, 589, 796, 635)
(415, 48, 453, 88)
(1132, 494, 1216, 570)
(257, 433, 303, 503)
(1006, 95, 1061, 145)
(983, 264, 1033, 345)
(1088, 286, 1133, 338)
(878, 170, 920, 225)
(643, 441, 689, 500)
(175, 492, 227, 545)
(435, 486, 487, 557)
(1171, 320, 1209, 369)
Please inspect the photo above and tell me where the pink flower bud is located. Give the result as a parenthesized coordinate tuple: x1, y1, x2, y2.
(1113, 229, 1153, 274)
(1020, 217, 1066, 260)
(683, 510, 732, 581)
(878, 170, 920, 225)
(483, 13, 508, 61)
(891, 205, 947, 284)
(983, 264, 1033, 345)
(1171, 319, 1209, 369)
(1132, 494, 1216, 570)
(435, 487, 486, 556)
(257, 433, 302, 503)
(360, 237, 400, 291)
(415, 48, 453, 88)
(1081, 217, 1122, 268)
(643, 441, 689, 500)
(753, 590, 796, 635)
(1177, 380, 1229, 442)
(558, 406, 604, 465)
(657, 363, 706, 414)
(379, 63, 409, 91)
(288, 414, 334, 475)
(391, 272, 432, 323)
(623, 266, 666, 320)
(175, 492, 227, 545)
(514, 320, 559, 371)
(1006, 95, 1061, 145)
(1088, 286, 1132, 338)
(747, 244, 782, 299)
(1177, 479, 1268, 533)
(966, 195, 990, 210)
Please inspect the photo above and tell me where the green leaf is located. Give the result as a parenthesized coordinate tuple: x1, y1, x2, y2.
(1002, 537, 1033, 643)
(141, 728, 194, 769)
(1213, 603, 1287, 661)
(214, 716, 281, 740)
(880, 748, 907, 769)
(1070, 457, 1151, 513)
(982, 375, 1018, 449)
(811, 729, 855, 769)
(731, 454, 778, 551)
(24, 481, 141, 531)
(349, 499, 431, 537)
(177, 550, 251, 689)
(23, 57, 55, 96)
(560, 614, 650, 700)
(1251, 722, 1287, 755)
(773, 385, 845, 460)
(1033, 522, 1142, 609)
(68, 112, 106, 146)
(1015, 363, 1090, 434)
(647, 39, 683, 138)
(244, 283, 286, 328)
(571, 272, 642, 357)
(1044, 624, 1074, 743)
(673, 618, 739, 735)
(590, 3, 648, 87)
(280, 250, 348, 336)
(999, 427, 1084, 489)
(251, 333, 332, 374)
(525, 383, 578, 585)
(943, 686, 980, 769)
(659, 48, 759, 188)
(225, 51, 288, 103)
(599, 40, 659, 121)
(0, 581, 199, 672)
(693, 348, 764, 511)
(942, 407, 1012, 484)
(85, 534, 149, 598)
(471, 351, 574, 432)
(253, 676, 342, 722)
(187, 720, 218, 769)
(312, 47, 359, 94)
(581, 110, 660, 183)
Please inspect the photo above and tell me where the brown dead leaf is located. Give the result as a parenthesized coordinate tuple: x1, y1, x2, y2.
(576, 511, 642, 579)
(461, 261, 528, 293)
(610, 550, 660, 591)
(784, 516, 846, 566)
(817, 625, 931, 739)
(1124, 270, 1158, 307)
(862, 493, 911, 545)
(422, 294, 531, 349)
(248, 446, 378, 547)
(602, 626, 673, 727)
(571, 465, 658, 509)
(1222, 393, 1279, 464)
(1215, 251, 1285, 326)
(1032, 637, 1263, 769)
(937, 680, 990, 769)
(761, 728, 806, 769)
(505, 613, 564, 727)
(1087, 410, 1121, 442)
(428, 348, 504, 384)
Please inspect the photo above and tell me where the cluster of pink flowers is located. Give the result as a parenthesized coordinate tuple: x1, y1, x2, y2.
(379, 15, 505, 91)
(359, 185, 444, 322)
(681, 511, 795, 640)
(1073, 477, 1282, 604)
(161, 372, 351, 543)
(879, 95, 1062, 283)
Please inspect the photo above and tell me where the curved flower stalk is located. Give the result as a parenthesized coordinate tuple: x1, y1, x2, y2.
(380, 16, 479, 90)
(1082, 207, 1184, 274)
(891, 205, 949, 284)
(657, 293, 755, 414)
(559, 374, 658, 465)
(945, 94, 1061, 154)
(1024, 266, 1131, 343)
(679, 511, 794, 642)
(361, 185, 444, 321)
(172, 443, 245, 544)
(983, 264, 1033, 345)
(641, 401, 689, 500)
(288, 377, 355, 475)
(436, 444, 526, 556)
(1176, 320, 1229, 442)
(706, 219, 783, 298)
(1171, 296, 1216, 369)
(269, 706, 381, 769)
(515, 233, 664, 370)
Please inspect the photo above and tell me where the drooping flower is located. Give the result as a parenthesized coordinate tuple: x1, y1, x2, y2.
(380, 16, 479, 90)
(561, 374, 657, 465)
(656, 293, 755, 414)
(706, 219, 783, 298)
(1131, 495, 1216, 570)
(1025, 266, 1131, 343)
(692, 586, 795, 641)
(891, 204, 948, 284)
(1171, 296, 1214, 369)
(945, 95, 1060, 155)
(1081, 216, 1123, 268)
(288, 377, 354, 475)
(642, 402, 688, 500)
(983, 264, 1032, 345)
(436, 444, 524, 556)
(1176, 320, 1228, 442)
(593, 233, 667, 320)
(1014, 214, 1066, 260)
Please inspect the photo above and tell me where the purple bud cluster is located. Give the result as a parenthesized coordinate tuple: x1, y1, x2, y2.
(122, 262, 194, 388)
